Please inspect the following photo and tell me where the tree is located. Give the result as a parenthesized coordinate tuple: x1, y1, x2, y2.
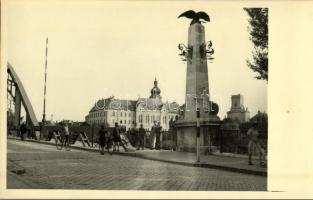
(244, 8, 268, 81)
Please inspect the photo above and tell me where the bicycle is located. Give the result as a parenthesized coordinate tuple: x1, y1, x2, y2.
(63, 134, 71, 151)
(53, 131, 63, 150)
(111, 134, 128, 153)
(53, 131, 71, 151)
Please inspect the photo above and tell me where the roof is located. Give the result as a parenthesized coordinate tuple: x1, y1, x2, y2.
(89, 97, 180, 113)
(250, 111, 268, 123)
(90, 97, 137, 112)
(136, 98, 164, 110)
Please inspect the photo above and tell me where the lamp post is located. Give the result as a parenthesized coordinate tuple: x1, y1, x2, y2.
(196, 107, 201, 162)
(40, 37, 48, 141)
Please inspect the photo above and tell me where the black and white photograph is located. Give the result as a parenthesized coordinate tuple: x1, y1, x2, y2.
(1, 0, 313, 198)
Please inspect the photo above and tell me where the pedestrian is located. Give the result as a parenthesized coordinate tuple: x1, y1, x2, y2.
(112, 122, 127, 152)
(247, 122, 266, 167)
(172, 116, 179, 151)
(137, 124, 146, 150)
(47, 131, 53, 141)
(98, 124, 108, 155)
(150, 121, 157, 149)
(169, 117, 174, 150)
(130, 123, 138, 147)
(126, 128, 131, 142)
(155, 122, 162, 150)
(19, 122, 27, 141)
(63, 123, 70, 150)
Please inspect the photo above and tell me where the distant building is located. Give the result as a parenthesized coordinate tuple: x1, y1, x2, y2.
(227, 94, 250, 123)
(85, 78, 180, 130)
(250, 110, 268, 132)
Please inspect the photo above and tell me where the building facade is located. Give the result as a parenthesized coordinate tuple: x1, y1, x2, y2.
(85, 78, 180, 130)
(226, 94, 250, 123)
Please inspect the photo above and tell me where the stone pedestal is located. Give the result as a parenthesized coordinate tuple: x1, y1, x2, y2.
(175, 117, 222, 154)
(175, 22, 221, 153)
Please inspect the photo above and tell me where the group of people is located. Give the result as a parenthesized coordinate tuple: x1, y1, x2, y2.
(18, 118, 266, 167)
(127, 123, 146, 150)
(127, 121, 163, 150)
(97, 120, 164, 154)
(98, 122, 128, 155)
(150, 121, 163, 150)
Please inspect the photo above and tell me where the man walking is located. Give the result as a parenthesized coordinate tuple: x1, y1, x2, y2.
(98, 124, 108, 155)
(155, 122, 162, 150)
(113, 122, 127, 152)
(150, 121, 157, 149)
(137, 124, 146, 150)
(63, 123, 70, 150)
(247, 123, 266, 167)
(19, 122, 27, 141)
(130, 123, 138, 147)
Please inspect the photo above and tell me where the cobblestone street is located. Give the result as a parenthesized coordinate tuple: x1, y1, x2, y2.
(7, 139, 266, 190)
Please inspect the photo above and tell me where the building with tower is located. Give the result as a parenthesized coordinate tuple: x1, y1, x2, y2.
(85, 78, 180, 130)
(226, 94, 250, 123)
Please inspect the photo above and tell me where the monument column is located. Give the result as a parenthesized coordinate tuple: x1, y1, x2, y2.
(184, 22, 210, 121)
(175, 10, 221, 153)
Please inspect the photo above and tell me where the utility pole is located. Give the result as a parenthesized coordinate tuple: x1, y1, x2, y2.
(196, 107, 200, 163)
(42, 37, 48, 124)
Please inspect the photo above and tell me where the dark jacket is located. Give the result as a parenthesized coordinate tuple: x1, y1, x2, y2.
(20, 124, 27, 133)
(98, 128, 108, 141)
(138, 128, 146, 139)
(113, 127, 121, 142)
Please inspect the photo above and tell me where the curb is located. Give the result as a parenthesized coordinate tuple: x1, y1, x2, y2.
(114, 152, 267, 177)
(8, 137, 267, 177)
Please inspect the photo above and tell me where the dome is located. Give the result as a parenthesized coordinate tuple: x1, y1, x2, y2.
(150, 77, 161, 98)
(151, 87, 161, 95)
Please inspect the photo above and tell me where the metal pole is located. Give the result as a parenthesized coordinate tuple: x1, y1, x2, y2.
(196, 107, 200, 163)
(42, 37, 48, 124)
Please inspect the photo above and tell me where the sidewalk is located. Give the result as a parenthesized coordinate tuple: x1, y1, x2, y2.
(7, 136, 267, 176)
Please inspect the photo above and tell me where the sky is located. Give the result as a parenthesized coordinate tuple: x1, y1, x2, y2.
(6, 0, 267, 122)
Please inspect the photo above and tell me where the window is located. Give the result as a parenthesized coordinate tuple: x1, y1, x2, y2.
(124, 120, 126, 124)
(113, 111, 115, 117)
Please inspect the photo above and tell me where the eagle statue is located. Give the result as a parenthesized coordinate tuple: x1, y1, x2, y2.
(178, 10, 210, 25)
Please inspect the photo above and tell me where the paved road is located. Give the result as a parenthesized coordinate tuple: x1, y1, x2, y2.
(7, 139, 267, 190)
